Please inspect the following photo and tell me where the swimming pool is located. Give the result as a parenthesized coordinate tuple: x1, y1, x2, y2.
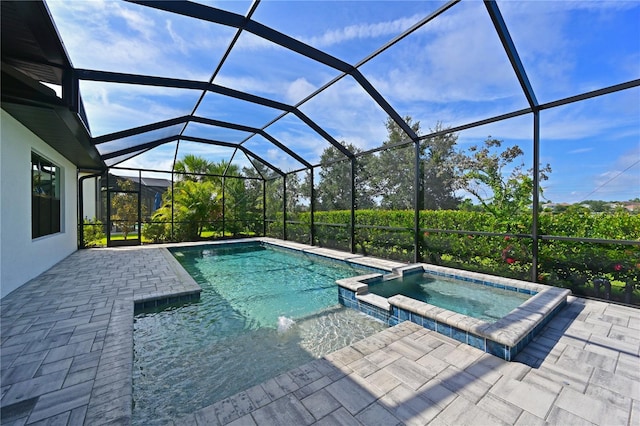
(132, 241, 387, 425)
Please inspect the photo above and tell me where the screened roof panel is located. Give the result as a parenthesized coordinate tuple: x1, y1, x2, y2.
(241, 132, 308, 173)
(498, 1, 640, 104)
(250, 1, 450, 64)
(174, 140, 238, 168)
(182, 122, 253, 143)
(298, 75, 390, 151)
(78, 81, 201, 137)
(46, 0, 236, 80)
(104, 149, 152, 168)
(214, 31, 341, 104)
(95, 124, 184, 156)
(194, 91, 282, 128)
(116, 141, 179, 172)
(260, 113, 339, 166)
(358, 0, 529, 131)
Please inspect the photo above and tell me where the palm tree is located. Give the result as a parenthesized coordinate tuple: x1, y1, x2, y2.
(174, 154, 215, 181)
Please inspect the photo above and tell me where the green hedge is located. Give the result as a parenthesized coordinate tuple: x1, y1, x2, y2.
(267, 209, 640, 305)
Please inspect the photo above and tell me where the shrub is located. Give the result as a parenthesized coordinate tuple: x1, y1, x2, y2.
(82, 218, 105, 247)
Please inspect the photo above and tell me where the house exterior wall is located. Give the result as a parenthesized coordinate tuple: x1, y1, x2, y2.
(1, 109, 78, 298)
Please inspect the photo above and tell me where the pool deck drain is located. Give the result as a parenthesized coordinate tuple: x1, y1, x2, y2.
(1, 238, 638, 425)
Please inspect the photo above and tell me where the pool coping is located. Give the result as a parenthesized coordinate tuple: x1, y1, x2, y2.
(335, 263, 570, 361)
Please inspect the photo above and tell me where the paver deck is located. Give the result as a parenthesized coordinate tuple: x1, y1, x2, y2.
(1, 239, 639, 425)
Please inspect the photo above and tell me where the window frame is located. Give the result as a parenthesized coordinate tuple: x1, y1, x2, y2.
(31, 151, 62, 238)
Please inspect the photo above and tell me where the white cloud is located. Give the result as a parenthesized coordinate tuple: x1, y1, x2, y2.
(358, 2, 525, 112)
(165, 19, 188, 55)
(568, 148, 593, 154)
(285, 78, 317, 105)
(587, 149, 640, 200)
(113, 4, 156, 40)
(47, 0, 230, 79)
(80, 83, 199, 135)
(301, 14, 422, 47)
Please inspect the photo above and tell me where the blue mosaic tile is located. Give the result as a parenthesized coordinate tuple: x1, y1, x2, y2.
(533, 322, 544, 335)
(506, 285, 518, 292)
(468, 334, 485, 351)
(436, 321, 452, 337)
(487, 340, 506, 359)
(507, 345, 518, 361)
(423, 317, 436, 331)
(451, 326, 466, 344)
(410, 313, 423, 326)
(518, 287, 531, 294)
(398, 309, 410, 322)
(389, 317, 399, 326)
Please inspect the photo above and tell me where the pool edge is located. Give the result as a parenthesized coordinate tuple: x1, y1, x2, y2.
(337, 263, 571, 361)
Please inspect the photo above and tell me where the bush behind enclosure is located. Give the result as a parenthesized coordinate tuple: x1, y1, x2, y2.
(270, 209, 639, 305)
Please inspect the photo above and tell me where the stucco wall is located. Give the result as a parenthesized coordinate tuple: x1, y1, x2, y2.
(1, 109, 78, 298)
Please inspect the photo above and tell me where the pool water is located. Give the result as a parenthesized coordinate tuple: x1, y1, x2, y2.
(369, 273, 531, 321)
(132, 243, 387, 424)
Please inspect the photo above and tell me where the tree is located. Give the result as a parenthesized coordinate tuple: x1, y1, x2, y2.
(111, 179, 145, 239)
(581, 200, 613, 213)
(243, 160, 284, 220)
(369, 116, 420, 210)
(368, 117, 460, 211)
(152, 179, 222, 240)
(174, 154, 215, 181)
(312, 143, 375, 210)
(453, 137, 551, 230)
(219, 159, 257, 233)
(421, 122, 461, 210)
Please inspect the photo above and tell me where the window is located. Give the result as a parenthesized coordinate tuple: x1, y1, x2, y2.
(32, 152, 61, 238)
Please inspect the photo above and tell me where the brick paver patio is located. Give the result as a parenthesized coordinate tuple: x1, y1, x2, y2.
(1, 240, 638, 425)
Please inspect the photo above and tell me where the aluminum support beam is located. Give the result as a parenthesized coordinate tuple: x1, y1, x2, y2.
(484, 0, 538, 109)
(531, 111, 540, 282)
(77, 69, 353, 160)
(129, 1, 416, 145)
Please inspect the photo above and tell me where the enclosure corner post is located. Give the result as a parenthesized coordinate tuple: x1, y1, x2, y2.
(262, 179, 267, 237)
(222, 177, 226, 238)
(310, 167, 315, 246)
(137, 170, 142, 242)
(414, 139, 423, 263)
(350, 157, 356, 254)
(283, 174, 287, 241)
(531, 110, 540, 282)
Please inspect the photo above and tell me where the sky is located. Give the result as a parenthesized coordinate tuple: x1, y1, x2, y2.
(45, 0, 639, 204)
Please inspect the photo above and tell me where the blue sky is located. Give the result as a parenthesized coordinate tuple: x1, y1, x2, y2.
(45, 0, 639, 203)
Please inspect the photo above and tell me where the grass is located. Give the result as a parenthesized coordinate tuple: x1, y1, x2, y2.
(91, 230, 251, 246)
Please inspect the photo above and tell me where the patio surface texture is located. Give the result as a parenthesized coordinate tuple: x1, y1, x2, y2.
(1, 239, 639, 425)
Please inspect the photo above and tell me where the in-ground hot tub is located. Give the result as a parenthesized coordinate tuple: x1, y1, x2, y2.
(337, 264, 570, 361)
